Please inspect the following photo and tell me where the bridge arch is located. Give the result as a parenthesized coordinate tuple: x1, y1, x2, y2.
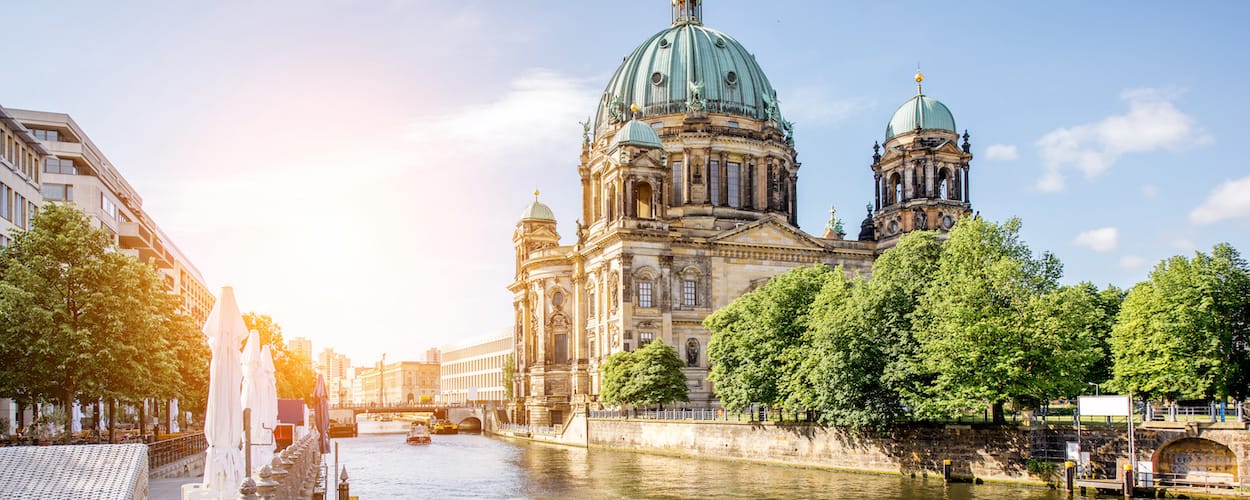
(457, 417, 483, 433)
(1152, 437, 1238, 484)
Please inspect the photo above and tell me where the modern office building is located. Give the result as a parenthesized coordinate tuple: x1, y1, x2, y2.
(5, 107, 215, 325)
(509, 0, 975, 425)
(440, 329, 514, 405)
(317, 348, 352, 405)
(0, 106, 47, 248)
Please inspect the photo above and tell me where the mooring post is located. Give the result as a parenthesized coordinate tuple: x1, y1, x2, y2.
(337, 466, 350, 500)
(1122, 463, 1134, 498)
(942, 459, 952, 482)
(1064, 461, 1075, 492)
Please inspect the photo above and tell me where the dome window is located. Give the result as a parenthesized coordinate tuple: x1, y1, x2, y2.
(725, 71, 738, 85)
(658, 38, 670, 48)
(715, 37, 726, 48)
(651, 71, 666, 86)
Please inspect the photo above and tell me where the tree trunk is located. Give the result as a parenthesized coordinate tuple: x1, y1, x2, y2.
(165, 399, 173, 436)
(991, 401, 1006, 424)
(137, 401, 146, 441)
(61, 389, 74, 444)
(108, 399, 116, 444)
(15, 399, 26, 431)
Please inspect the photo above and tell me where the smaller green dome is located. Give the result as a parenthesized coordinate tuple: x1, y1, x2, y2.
(886, 95, 956, 140)
(520, 200, 555, 221)
(610, 119, 664, 149)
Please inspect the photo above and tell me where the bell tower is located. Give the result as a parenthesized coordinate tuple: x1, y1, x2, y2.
(869, 72, 973, 250)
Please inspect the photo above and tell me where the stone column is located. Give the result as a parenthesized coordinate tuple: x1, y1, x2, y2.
(874, 173, 882, 210)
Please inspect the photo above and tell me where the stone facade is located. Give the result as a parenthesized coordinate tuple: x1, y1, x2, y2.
(508, 2, 974, 426)
(584, 419, 1250, 486)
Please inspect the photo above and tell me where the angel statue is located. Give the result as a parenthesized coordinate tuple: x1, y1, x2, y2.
(686, 80, 705, 111)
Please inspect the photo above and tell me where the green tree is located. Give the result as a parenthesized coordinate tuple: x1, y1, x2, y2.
(705, 264, 834, 412)
(502, 354, 516, 401)
(798, 231, 942, 429)
(0, 204, 202, 441)
(1109, 244, 1250, 400)
(913, 217, 1100, 422)
(243, 312, 316, 400)
(599, 340, 688, 407)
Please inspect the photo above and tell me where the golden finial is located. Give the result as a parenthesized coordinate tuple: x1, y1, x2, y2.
(630, 103, 639, 113)
(914, 66, 924, 95)
(533, 189, 540, 200)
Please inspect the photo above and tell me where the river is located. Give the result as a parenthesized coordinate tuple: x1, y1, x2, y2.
(328, 433, 1095, 499)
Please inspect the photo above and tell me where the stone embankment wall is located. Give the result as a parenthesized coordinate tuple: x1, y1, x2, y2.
(586, 419, 1250, 485)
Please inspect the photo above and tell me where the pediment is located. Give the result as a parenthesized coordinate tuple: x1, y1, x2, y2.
(709, 217, 827, 250)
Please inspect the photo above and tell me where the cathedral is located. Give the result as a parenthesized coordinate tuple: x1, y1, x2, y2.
(509, 0, 974, 426)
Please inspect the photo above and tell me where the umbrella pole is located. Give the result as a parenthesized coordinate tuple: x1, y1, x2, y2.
(243, 407, 252, 477)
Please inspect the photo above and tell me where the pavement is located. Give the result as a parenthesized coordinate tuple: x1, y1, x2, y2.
(150, 476, 196, 500)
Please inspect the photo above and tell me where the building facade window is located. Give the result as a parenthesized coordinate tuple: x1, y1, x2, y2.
(683, 279, 697, 307)
(101, 194, 118, 219)
(31, 129, 59, 142)
(0, 234, 9, 247)
(639, 331, 654, 346)
(727, 162, 740, 207)
(637, 281, 653, 308)
(709, 160, 720, 205)
(0, 182, 10, 221)
(671, 161, 683, 205)
(41, 183, 73, 201)
(44, 158, 76, 175)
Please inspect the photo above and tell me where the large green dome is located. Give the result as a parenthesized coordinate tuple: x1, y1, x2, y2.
(593, 21, 782, 133)
(885, 94, 956, 140)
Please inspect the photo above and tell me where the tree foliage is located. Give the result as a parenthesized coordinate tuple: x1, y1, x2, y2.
(0, 204, 208, 432)
(1109, 243, 1250, 400)
(242, 312, 316, 400)
(797, 231, 942, 429)
(913, 217, 1100, 421)
(705, 264, 834, 412)
(599, 340, 688, 407)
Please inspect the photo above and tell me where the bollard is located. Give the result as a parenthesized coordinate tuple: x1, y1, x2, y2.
(237, 477, 260, 500)
(1122, 463, 1134, 498)
(337, 466, 350, 500)
(1064, 461, 1075, 492)
(942, 459, 952, 482)
(255, 465, 278, 500)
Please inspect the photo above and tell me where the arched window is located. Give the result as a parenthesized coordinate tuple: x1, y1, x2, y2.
(937, 167, 951, 200)
(635, 182, 653, 219)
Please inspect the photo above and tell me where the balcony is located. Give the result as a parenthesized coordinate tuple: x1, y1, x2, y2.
(118, 221, 173, 268)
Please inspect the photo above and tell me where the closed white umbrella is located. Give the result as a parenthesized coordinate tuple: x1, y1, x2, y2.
(71, 402, 82, 434)
(240, 329, 271, 473)
(170, 399, 180, 433)
(254, 345, 279, 469)
(201, 286, 247, 494)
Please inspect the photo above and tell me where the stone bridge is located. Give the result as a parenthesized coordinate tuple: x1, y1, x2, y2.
(332, 404, 501, 433)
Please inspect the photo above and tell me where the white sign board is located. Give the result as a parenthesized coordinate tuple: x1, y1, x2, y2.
(1078, 395, 1131, 416)
(1066, 441, 1080, 460)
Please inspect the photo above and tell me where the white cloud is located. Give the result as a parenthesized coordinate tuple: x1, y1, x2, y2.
(983, 144, 1018, 161)
(1141, 185, 1157, 197)
(1073, 227, 1119, 253)
(782, 85, 874, 127)
(1119, 255, 1148, 270)
(1189, 174, 1250, 224)
(405, 69, 599, 160)
(1035, 88, 1210, 192)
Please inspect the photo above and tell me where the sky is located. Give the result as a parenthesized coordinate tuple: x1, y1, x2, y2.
(3, 1, 1248, 365)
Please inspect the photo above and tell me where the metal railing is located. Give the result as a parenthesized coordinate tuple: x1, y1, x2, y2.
(147, 432, 206, 470)
(497, 423, 560, 435)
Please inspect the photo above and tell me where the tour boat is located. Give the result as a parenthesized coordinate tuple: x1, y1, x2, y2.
(406, 423, 431, 445)
(431, 419, 459, 435)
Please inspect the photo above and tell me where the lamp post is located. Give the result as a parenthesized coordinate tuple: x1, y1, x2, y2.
(1087, 382, 1099, 395)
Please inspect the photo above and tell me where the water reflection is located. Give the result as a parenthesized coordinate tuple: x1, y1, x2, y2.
(333, 433, 1085, 499)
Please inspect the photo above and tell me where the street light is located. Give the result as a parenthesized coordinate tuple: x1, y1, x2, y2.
(1087, 382, 1099, 395)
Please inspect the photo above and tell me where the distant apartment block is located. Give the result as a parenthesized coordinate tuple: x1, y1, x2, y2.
(356, 361, 439, 406)
(289, 337, 313, 368)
